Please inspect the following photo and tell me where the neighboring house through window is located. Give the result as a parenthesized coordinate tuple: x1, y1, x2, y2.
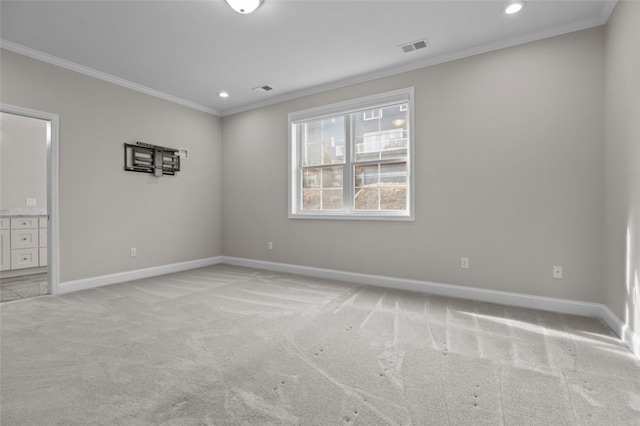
(289, 88, 414, 220)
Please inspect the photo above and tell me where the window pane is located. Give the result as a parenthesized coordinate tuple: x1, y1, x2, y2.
(302, 190, 321, 210)
(302, 189, 344, 210)
(354, 104, 408, 162)
(290, 88, 413, 218)
(301, 116, 345, 166)
(354, 162, 406, 211)
(363, 109, 381, 120)
(322, 167, 342, 188)
(379, 162, 407, 210)
(321, 189, 343, 210)
(302, 169, 320, 189)
(302, 167, 343, 210)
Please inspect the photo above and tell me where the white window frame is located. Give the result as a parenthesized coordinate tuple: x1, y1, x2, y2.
(288, 87, 415, 221)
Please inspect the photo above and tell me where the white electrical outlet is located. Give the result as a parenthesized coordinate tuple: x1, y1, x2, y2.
(25, 198, 36, 206)
(131, 248, 137, 257)
(553, 265, 563, 279)
(461, 257, 469, 269)
(268, 242, 273, 250)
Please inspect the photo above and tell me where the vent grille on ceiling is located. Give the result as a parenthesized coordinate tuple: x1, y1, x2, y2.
(252, 85, 273, 93)
(400, 39, 430, 53)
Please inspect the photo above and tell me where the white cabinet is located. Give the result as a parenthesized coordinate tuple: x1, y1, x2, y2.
(11, 217, 39, 229)
(11, 228, 38, 249)
(11, 248, 39, 270)
(0, 219, 9, 271)
(5, 216, 47, 271)
(39, 248, 48, 267)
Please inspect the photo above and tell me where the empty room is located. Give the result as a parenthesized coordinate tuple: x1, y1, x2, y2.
(1, 0, 639, 424)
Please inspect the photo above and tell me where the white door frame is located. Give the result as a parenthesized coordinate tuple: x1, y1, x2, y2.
(1, 104, 60, 295)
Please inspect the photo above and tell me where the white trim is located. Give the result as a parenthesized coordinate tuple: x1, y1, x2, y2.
(600, 1, 618, 24)
(57, 257, 223, 294)
(221, 15, 612, 117)
(288, 212, 415, 222)
(1, 104, 60, 296)
(599, 305, 640, 359)
(0, 40, 221, 117)
(42, 253, 640, 358)
(288, 88, 414, 221)
(222, 257, 603, 316)
(289, 88, 412, 124)
(0, 8, 613, 120)
(221, 256, 640, 359)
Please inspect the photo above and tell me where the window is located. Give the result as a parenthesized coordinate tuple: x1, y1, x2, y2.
(363, 109, 381, 120)
(289, 88, 414, 220)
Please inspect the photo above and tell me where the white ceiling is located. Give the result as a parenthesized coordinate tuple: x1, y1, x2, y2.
(0, 0, 616, 116)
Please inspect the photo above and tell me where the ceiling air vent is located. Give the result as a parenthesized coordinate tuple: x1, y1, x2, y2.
(400, 38, 430, 53)
(252, 85, 273, 93)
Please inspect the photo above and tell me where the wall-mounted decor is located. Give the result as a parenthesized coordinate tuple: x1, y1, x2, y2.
(124, 142, 180, 177)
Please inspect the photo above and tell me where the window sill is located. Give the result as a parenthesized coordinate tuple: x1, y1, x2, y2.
(289, 212, 414, 222)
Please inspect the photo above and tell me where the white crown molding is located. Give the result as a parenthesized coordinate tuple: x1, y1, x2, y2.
(2, 5, 613, 120)
(221, 15, 611, 117)
(600, 0, 618, 22)
(0, 40, 221, 117)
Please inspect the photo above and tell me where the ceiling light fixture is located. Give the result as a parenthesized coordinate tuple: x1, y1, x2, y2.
(503, 1, 526, 15)
(218, 91, 229, 98)
(225, 0, 263, 14)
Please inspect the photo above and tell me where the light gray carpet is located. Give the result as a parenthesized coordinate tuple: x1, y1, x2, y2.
(1, 264, 639, 425)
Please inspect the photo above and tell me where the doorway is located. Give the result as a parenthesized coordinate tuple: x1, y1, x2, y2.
(0, 105, 59, 300)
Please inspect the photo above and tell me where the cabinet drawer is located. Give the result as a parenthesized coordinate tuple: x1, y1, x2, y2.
(11, 248, 39, 269)
(11, 229, 38, 249)
(39, 247, 47, 267)
(0, 218, 9, 230)
(11, 218, 38, 229)
(39, 229, 47, 247)
(39, 217, 48, 229)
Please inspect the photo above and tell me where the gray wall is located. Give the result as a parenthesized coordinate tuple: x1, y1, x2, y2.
(222, 27, 606, 303)
(0, 50, 223, 282)
(0, 23, 617, 309)
(0, 112, 47, 209)
(604, 1, 640, 335)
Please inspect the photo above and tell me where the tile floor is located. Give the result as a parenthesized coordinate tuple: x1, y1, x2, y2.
(0, 273, 48, 303)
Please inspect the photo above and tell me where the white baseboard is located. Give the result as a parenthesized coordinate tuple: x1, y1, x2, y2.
(222, 256, 640, 359)
(54, 255, 639, 359)
(599, 305, 640, 359)
(57, 257, 224, 294)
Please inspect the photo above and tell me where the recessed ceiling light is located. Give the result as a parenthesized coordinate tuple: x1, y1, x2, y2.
(503, 1, 526, 15)
(218, 91, 229, 98)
